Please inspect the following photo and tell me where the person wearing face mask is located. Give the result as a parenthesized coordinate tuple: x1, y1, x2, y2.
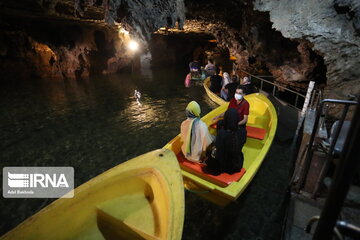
(213, 86, 249, 128)
(221, 74, 239, 101)
(181, 101, 215, 163)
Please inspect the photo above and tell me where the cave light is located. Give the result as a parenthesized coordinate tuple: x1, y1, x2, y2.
(128, 40, 139, 52)
(119, 28, 129, 35)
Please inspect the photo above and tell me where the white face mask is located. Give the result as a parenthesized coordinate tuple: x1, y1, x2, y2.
(234, 93, 243, 100)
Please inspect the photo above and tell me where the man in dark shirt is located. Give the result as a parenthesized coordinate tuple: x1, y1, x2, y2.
(241, 76, 255, 95)
(209, 67, 222, 94)
(223, 76, 239, 101)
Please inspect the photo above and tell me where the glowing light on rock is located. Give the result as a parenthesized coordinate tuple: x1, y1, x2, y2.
(119, 28, 129, 35)
(128, 40, 139, 51)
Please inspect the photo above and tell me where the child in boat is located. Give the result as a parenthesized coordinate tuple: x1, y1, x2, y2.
(180, 101, 215, 163)
(205, 108, 246, 174)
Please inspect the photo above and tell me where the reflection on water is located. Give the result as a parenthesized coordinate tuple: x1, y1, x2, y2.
(0, 66, 216, 234)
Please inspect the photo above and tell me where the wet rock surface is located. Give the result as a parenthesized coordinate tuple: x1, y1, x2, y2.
(255, 0, 360, 100)
(184, 0, 328, 92)
(0, 0, 185, 81)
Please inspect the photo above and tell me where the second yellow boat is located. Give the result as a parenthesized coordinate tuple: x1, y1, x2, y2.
(164, 93, 277, 206)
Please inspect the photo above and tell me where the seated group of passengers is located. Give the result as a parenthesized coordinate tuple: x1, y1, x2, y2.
(188, 59, 218, 81)
(180, 86, 249, 174)
(210, 71, 255, 100)
(190, 59, 217, 76)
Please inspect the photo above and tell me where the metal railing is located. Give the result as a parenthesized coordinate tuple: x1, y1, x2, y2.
(297, 99, 358, 196)
(239, 69, 306, 110)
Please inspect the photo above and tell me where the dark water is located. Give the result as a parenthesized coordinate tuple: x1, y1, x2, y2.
(0, 66, 293, 239)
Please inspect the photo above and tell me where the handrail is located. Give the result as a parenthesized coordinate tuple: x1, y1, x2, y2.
(305, 216, 344, 240)
(238, 69, 306, 109)
(297, 99, 358, 193)
(313, 102, 360, 239)
(239, 69, 306, 98)
(253, 75, 274, 78)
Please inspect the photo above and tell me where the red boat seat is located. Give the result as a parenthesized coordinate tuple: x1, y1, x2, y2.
(176, 153, 246, 187)
(210, 123, 266, 140)
(246, 126, 267, 140)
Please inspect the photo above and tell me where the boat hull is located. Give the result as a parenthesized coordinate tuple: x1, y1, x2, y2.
(164, 93, 277, 206)
(203, 77, 227, 105)
(1, 149, 185, 240)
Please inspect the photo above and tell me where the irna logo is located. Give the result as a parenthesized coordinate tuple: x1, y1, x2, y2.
(3, 167, 74, 198)
(8, 172, 69, 188)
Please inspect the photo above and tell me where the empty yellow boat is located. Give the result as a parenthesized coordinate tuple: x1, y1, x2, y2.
(164, 93, 277, 206)
(1, 149, 185, 240)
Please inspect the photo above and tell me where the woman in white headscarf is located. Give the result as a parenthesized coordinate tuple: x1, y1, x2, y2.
(180, 101, 215, 163)
(220, 72, 232, 100)
(222, 72, 231, 88)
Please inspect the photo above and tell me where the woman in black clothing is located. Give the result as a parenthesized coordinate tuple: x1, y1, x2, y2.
(205, 108, 246, 174)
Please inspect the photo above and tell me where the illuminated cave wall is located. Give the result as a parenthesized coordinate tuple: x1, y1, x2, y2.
(0, 0, 185, 81)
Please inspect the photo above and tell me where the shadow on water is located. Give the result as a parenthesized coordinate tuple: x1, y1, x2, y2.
(0, 66, 293, 239)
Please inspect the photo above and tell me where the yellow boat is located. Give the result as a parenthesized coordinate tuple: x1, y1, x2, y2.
(164, 93, 277, 206)
(1, 149, 185, 240)
(203, 77, 227, 106)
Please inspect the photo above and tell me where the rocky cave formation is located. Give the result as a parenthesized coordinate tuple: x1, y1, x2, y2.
(255, 0, 360, 102)
(0, 0, 185, 82)
(184, 0, 359, 97)
(1, 0, 359, 104)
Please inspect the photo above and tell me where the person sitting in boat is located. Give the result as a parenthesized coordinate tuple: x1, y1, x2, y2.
(205, 108, 246, 174)
(213, 85, 249, 128)
(209, 67, 223, 94)
(189, 59, 200, 73)
(241, 76, 255, 95)
(181, 101, 215, 163)
(204, 59, 216, 77)
(220, 72, 232, 100)
(221, 75, 239, 101)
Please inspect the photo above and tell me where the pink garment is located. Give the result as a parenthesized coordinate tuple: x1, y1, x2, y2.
(185, 73, 191, 87)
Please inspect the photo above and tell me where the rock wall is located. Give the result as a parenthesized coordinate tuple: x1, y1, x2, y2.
(255, 0, 360, 100)
(184, 0, 327, 91)
(0, 0, 185, 81)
